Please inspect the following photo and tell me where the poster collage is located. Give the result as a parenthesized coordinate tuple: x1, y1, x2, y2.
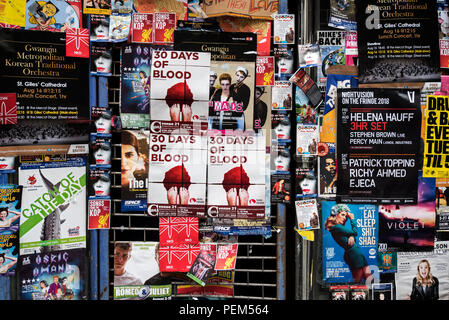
(0, 0, 449, 302)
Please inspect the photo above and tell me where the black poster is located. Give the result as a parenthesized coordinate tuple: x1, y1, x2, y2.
(0, 29, 89, 120)
(356, 0, 440, 83)
(337, 88, 421, 204)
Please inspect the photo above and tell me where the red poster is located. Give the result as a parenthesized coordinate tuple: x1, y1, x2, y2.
(159, 243, 200, 272)
(153, 12, 176, 45)
(66, 28, 90, 58)
(215, 244, 238, 270)
(256, 56, 275, 86)
(131, 13, 153, 43)
(0, 93, 17, 125)
(441, 39, 449, 69)
(159, 217, 199, 246)
(88, 199, 111, 229)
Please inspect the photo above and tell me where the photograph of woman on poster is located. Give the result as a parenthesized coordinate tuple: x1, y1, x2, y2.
(0, 207, 20, 231)
(297, 171, 317, 195)
(121, 131, 146, 191)
(254, 86, 268, 128)
(94, 113, 112, 134)
(324, 204, 374, 283)
(0, 252, 17, 274)
(409, 259, 439, 300)
(210, 73, 237, 129)
(91, 17, 110, 40)
(90, 174, 111, 197)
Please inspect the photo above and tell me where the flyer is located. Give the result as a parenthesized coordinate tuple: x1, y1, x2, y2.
(120, 43, 155, 129)
(274, 47, 294, 76)
(121, 130, 149, 212)
(90, 15, 110, 41)
(296, 161, 317, 199)
(202, 0, 278, 20)
(90, 134, 111, 168)
(186, 243, 217, 286)
(149, 50, 211, 134)
(297, 44, 321, 68)
(323, 73, 358, 115)
(254, 86, 271, 146)
(377, 251, 397, 273)
(19, 248, 87, 300)
(131, 13, 153, 43)
(296, 124, 319, 156)
(159, 217, 199, 246)
(256, 56, 274, 87)
(271, 174, 291, 203)
(356, 0, 440, 84)
(271, 81, 293, 111)
(0, 156, 16, 173)
(272, 111, 291, 142)
(25, 0, 82, 32)
(295, 198, 319, 230)
(349, 285, 369, 300)
(133, 0, 187, 20)
(328, 0, 356, 30)
(0, 29, 89, 120)
(295, 90, 317, 125)
(372, 283, 393, 300)
(114, 242, 172, 300)
(174, 31, 257, 131)
(322, 201, 379, 284)
(111, 0, 132, 13)
(378, 172, 436, 252)
(329, 285, 349, 300)
(336, 88, 421, 204)
(87, 168, 110, 199)
(159, 243, 199, 273)
(109, 13, 131, 42)
(83, 0, 111, 15)
(289, 68, 324, 108)
(215, 243, 238, 270)
(91, 106, 113, 137)
(88, 199, 110, 229)
(345, 31, 358, 66)
(0, 93, 17, 125)
(317, 30, 345, 87)
(395, 241, 449, 300)
(153, 12, 176, 45)
(0, 0, 26, 27)
(318, 142, 337, 197)
(423, 95, 449, 178)
(271, 140, 290, 174)
(90, 42, 113, 76)
(273, 14, 295, 44)
(18, 156, 87, 255)
(0, 185, 22, 276)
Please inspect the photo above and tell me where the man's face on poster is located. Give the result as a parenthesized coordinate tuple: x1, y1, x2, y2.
(325, 158, 336, 175)
(114, 246, 131, 273)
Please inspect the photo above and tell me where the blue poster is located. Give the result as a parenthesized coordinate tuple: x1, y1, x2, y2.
(323, 73, 358, 115)
(322, 201, 379, 283)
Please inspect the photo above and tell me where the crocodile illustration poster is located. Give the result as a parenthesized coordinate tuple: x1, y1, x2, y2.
(18, 156, 87, 255)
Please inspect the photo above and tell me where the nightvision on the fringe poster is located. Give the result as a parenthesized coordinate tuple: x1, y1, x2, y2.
(18, 157, 87, 255)
(378, 172, 436, 252)
(423, 95, 449, 178)
(121, 130, 149, 212)
(0, 185, 22, 276)
(322, 201, 379, 284)
(174, 31, 257, 131)
(355, 0, 440, 84)
(19, 248, 86, 300)
(395, 241, 449, 300)
(0, 29, 89, 120)
(337, 88, 421, 204)
(114, 242, 171, 300)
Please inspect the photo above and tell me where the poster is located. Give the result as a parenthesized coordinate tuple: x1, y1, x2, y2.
(131, 13, 153, 43)
(0, 0, 26, 27)
(109, 13, 131, 42)
(322, 201, 379, 284)
(317, 30, 345, 88)
(345, 31, 358, 66)
(271, 81, 293, 111)
(295, 198, 319, 230)
(297, 44, 321, 68)
(133, 0, 187, 20)
(328, 0, 356, 30)
(271, 174, 291, 203)
(356, 0, 440, 84)
(207, 132, 266, 219)
(395, 241, 449, 300)
(65, 27, 89, 58)
(272, 111, 291, 141)
(0, 93, 17, 125)
(296, 159, 317, 199)
(318, 142, 337, 197)
(153, 12, 176, 45)
(271, 140, 290, 174)
(274, 47, 294, 77)
(113, 242, 172, 300)
(159, 243, 199, 273)
(329, 285, 349, 300)
(337, 88, 421, 204)
(289, 68, 324, 108)
(18, 156, 87, 255)
(377, 251, 397, 273)
(296, 124, 318, 156)
(423, 95, 449, 178)
(19, 248, 87, 300)
(0, 29, 89, 120)
(25, 0, 82, 32)
(186, 243, 217, 286)
(149, 50, 210, 134)
(273, 14, 294, 44)
(147, 132, 207, 217)
(372, 283, 393, 300)
(159, 217, 198, 246)
(87, 168, 110, 199)
(0, 185, 22, 276)
(174, 31, 257, 131)
(254, 86, 271, 146)
(202, 0, 278, 20)
(349, 285, 369, 300)
(215, 243, 238, 270)
(121, 130, 149, 212)
(378, 172, 436, 252)
(111, 0, 132, 13)
(90, 42, 113, 76)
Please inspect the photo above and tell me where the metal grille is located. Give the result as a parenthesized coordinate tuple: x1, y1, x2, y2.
(106, 45, 281, 300)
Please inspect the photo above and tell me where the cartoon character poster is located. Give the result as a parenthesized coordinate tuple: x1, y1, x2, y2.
(322, 201, 379, 283)
(25, 0, 82, 32)
(19, 248, 87, 300)
(18, 157, 87, 255)
(0, 185, 22, 276)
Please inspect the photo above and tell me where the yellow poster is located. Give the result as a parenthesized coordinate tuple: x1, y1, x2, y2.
(320, 109, 336, 143)
(423, 95, 449, 178)
(0, 0, 26, 27)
